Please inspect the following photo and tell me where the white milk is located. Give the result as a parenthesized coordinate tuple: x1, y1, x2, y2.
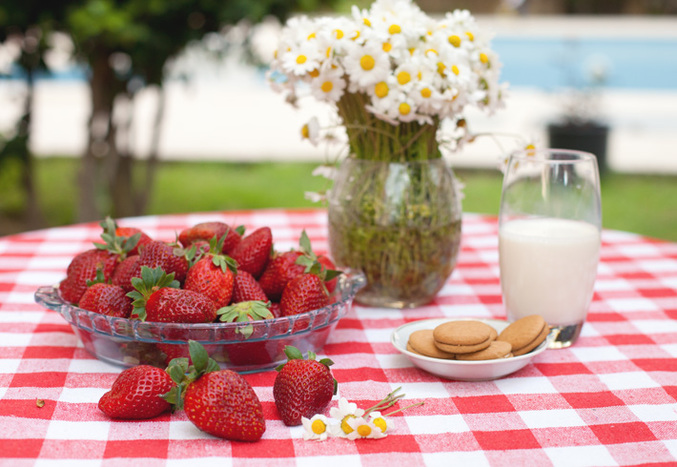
(499, 218, 600, 326)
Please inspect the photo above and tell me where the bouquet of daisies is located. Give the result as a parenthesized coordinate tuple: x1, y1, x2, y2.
(268, 0, 506, 162)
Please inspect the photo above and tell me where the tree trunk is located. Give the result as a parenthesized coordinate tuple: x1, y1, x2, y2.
(136, 85, 166, 215)
(19, 63, 44, 230)
(78, 48, 116, 222)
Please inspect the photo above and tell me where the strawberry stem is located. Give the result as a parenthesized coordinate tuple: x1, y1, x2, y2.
(162, 340, 220, 411)
(126, 266, 179, 321)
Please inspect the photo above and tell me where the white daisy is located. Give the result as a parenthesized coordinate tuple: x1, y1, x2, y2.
(301, 116, 321, 145)
(310, 67, 346, 102)
(302, 414, 332, 441)
(281, 41, 322, 76)
(329, 397, 366, 438)
(368, 411, 393, 434)
(346, 416, 387, 440)
(342, 41, 391, 89)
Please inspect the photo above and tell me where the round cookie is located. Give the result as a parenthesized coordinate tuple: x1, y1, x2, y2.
(497, 315, 549, 356)
(456, 340, 512, 361)
(408, 329, 456, 359)
(433, 320, 495, 354)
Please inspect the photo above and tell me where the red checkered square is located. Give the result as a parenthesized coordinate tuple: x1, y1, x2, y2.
(474, 429, 542, 451)
(454, 395, 515, 414)
(590, 421, 657, 445)
(563, 391, 625, 409)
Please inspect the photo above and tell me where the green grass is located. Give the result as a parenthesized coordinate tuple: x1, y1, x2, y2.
(2, 157, 676, 241)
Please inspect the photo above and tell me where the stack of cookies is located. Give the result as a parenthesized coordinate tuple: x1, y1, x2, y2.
(407, 315, 549, 361)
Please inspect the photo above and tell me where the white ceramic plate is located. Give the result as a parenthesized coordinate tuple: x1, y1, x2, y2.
(391, 318, 549, 382)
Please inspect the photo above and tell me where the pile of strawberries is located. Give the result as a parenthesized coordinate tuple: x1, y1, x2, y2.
(59, 218, 341, 327)
(98, 341, 337, 442)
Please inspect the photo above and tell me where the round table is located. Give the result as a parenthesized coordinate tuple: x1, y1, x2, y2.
(1, 209, 676, 465)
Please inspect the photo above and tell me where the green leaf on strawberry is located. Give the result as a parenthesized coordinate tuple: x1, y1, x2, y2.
(126, 266, 180, 321)
(217, 301, 274, 338)
(163, 340, 221, 411)
(85, 267, 108, 287)
(94, 216, 141, 260)
(294, 229, 342, 285)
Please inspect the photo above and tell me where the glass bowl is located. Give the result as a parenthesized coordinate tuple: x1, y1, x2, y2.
(35, 272, 365, 373)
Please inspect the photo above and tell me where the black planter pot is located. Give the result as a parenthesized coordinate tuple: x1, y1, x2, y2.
(547, 121, 610, 175)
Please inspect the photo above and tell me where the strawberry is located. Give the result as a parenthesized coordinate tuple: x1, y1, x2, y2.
(95, 217, 146, 260)
(280, 273, 330, 316)
(232, 270, 268, 303)
(179, 222, 243, 254)
(273, 346, 337, 426)
(218, 301, 276, 366)
(258, 251, 304, 302)
(184, 234, 238, 308)
(128, 266, 217, 323)
(165, 341, 266, 441)
(115, 226, 152, 256)
(98, 365, 175, 419)
(229, 227, 273, 279)
(136, 240, 190, 284)
(317, 255, 338, 293)
(184, 257, 235, 308)
(111, 254, 141, 292)
(269, 302, 282, 319)
(59, 249, 119, 305)
(259, 230, 341, 301)
(79, 282, 133, 318)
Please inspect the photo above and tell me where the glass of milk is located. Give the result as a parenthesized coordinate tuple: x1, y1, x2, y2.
(498, 148, 602, 348)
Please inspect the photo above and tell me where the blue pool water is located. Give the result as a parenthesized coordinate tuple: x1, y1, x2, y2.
(4, 36, 676, 91)
(493, 36, 677, 91)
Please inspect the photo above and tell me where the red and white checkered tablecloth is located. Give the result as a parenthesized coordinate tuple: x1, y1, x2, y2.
(1, 209, 676, 466)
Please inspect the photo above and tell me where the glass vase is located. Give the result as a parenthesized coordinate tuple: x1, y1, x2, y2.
(327, 158, 462, 308)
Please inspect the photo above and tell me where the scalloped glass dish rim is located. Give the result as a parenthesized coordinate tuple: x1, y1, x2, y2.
(35, 271, 365, 345)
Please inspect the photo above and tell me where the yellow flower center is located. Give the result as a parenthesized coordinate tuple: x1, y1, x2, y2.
(308, 69, 320, 78)
(351, 30, 361, 40)
(374, 81, 389, 98)
(466, 31, 475, 41)
(397, 71, 411, 85)
(311, 419, 327, 434)
(360, 55, 375, 71)
(296, 55, 307, 65)
(437, 62, 446, 76)
(479, 52, 489, 64)
(373, 417, 387, 433)
(357, 424, 372, 437)
(388, 24, 402, 34)
(382, 42, 392, 53)
(321, 81, 333, 93)
(448, 35, 461, 47)
(451, 65, 460, 75)
(420, 87, 432, 98)
(363, 18, 371, 27)
(341, 415, 356, 434)
(398, 102, 411, 115)
(425, 48, 438, 56)
(307, 32, 316, 40)
(301, 124, 310, 139)
(334, 29, 344, 39)
(326, 46, 332, 58)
